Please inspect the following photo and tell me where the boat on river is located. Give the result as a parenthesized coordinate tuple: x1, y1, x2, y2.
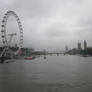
(24, 56, 36, 60)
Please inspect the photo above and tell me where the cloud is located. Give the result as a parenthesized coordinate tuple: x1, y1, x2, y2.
(45, 22, 70, 38)
(0, 0, 92, 50)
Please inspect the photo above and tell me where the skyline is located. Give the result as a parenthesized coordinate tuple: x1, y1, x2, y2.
(0, 0, 92, 50)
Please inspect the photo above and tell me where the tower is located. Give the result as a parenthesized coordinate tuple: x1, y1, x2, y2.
(78, 42, 82, 50)
(65, 45, 68, 51)
(84, 40, 87, 50)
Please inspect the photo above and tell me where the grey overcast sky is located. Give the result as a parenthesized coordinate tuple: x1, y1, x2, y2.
(0, 0, 92, 51)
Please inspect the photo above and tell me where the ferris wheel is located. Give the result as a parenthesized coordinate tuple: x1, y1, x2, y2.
(1, 10, 23, 48)
(0, 11, 23, 59)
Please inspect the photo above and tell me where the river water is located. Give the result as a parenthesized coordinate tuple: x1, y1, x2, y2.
(0, 55, 92, 92)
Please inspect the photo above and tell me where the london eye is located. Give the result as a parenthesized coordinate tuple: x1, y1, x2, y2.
(0, 11, 23, 63)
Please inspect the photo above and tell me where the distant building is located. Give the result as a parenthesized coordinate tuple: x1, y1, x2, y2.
(87, 47, 92, 49)
(78, 42, 82, 50)
(21, 48, 35, 56)
(84, 40, 87, 50)
(15, 44, 18, 48)
(65, 45, 68, 52)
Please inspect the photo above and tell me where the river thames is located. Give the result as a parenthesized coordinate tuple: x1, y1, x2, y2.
(0, 55, 92, 92)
